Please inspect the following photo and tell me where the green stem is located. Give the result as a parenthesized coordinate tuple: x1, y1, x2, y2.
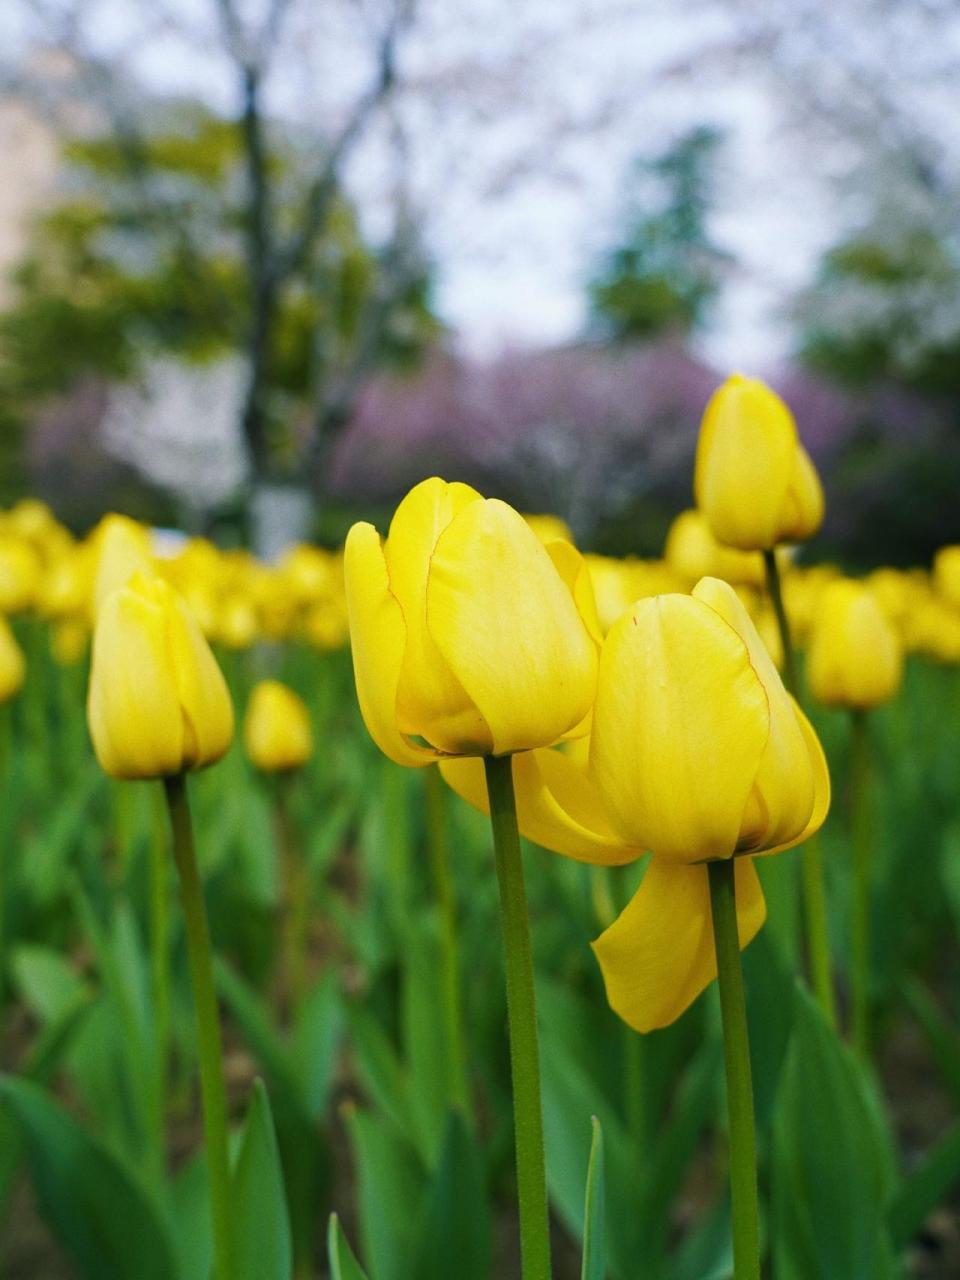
(849, 710, 872, 1057)
(800, 833, 837, 1029)
(764, 548, 836, 1024)
(484, 755, 551, 1280)
(164, 774, 235, 1280)
(708, 859, 760, 1280)
(425, 767, 471, 1117)
(763, 549, 799, 697)
(149, 784, 171, 1185)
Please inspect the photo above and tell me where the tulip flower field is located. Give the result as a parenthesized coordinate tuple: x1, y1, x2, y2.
(2, 375, 960, 1280)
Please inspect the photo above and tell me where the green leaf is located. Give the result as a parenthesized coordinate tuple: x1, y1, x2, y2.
(581, 1117, 606, 1280)
(292, 968, 343, 1118)
(170, 1151, 213, 1280)
(328, 1213, 371, 1280)
(11, 945, 88, 1023)
(412, 1110, 490, 1280)
(215, 958, 306, 1106)
(0, 1076, 176, 1280)
(346, 1105, 425, 1280)
(888, 1120, 960, 1249)
(771, 985, 897, 1280)
(233, 1080, 292, 1280)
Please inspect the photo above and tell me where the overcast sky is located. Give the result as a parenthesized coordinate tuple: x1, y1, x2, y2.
(1, 0, 861, 372)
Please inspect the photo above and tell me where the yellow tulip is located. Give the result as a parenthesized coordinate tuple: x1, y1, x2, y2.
(806, 578, 903, 709)
(244, 679, 313, 773)
(664, 509, 765, 588)
(0, 537, 41, 614)
(92, 514, 154, 616)
(217, 595, 259, 650)
(0, 616, 25, 701)
(589, 579, 828, 1031)
(440, 577, 829, 1032)
(344, 477, 598, 763)
(88, 573, 234, 780)
(694, 374, 824, 551)
(523, 514, 575, 546)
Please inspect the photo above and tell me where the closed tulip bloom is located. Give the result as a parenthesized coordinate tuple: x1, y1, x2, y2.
(590, 577, 828, 1032)
(88, 573, 234, 780)
(807, 579, 903, 709)
(344, 477, 599, 764)
(694, 375, 824, 551)
(244, 680, 313, 773)
(0, 616, 26, 701)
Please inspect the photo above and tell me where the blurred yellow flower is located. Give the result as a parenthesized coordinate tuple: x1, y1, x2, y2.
(87, 573, 234, 780)
(344, 477, 599, 763)
(0, 537, 41, 614)
(694, 374, 824, 551)
(50, 618, 89, 667)
(807, 578, 903, 709)
(244, 679, 313, 773)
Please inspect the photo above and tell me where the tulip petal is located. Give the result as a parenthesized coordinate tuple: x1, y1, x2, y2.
(439, 748, 640, 865)
(592, 857, 766, 1033)
(386, 478, 492, 754)
(344, 522, 436, 767)
(758, 699, 831, 856)
(589, 594, 769, 862)
(427, 499, 598, 755)
(693, 577, 816, 851)
(545, 539, 603, 646)
(164, 583, 235, 769)
(779, 445, 825, 543)
(88, 586, 184, 780)
(694, 375, 797, 551)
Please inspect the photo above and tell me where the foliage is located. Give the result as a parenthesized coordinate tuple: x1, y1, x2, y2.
(0, 106, 436, 487)
(588, 126, 730, 342)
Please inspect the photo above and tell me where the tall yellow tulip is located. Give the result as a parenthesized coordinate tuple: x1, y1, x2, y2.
(694, 375, 824, 552)
(344, 477, 599, 763)
(87, 573, 234, 780)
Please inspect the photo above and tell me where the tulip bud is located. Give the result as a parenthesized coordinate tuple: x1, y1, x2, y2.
(87, 573, 234, 780)
(344, 477, 599, 763)
(244, 680, 313, 773)
(806, 579, 903, 709)
(50, 618, 89, 667)
(0, 616, 25, 701)
(694, 375, 824, 551)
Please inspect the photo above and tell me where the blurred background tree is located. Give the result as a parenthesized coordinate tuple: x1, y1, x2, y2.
(589, 126, 729, 342)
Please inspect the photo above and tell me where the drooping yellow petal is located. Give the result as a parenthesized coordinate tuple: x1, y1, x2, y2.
(589, 594, 769, 863)
(592, 858, 766, 1033)
(694, 375, 797, 551)
(343, 522, 436, 767)
(385, 477, 492, 753)
(427, 499, 598, 755)
(88, 585, 184, 780)
(693, 577, 816, 852)
(439, 747, 640, 865)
